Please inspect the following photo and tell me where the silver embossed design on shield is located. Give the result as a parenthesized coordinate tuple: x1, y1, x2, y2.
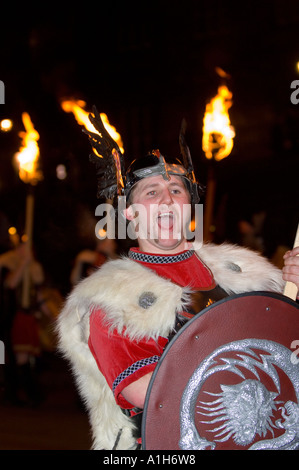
(179, 339, 299, 450)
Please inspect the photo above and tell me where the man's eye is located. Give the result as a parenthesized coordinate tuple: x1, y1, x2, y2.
(147, 190, 156, 196)
(171, 189, 181, 194)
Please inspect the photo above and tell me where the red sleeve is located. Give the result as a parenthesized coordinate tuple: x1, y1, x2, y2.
(88, 308, 168, 409)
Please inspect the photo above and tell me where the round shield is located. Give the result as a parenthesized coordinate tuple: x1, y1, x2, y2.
(142, 292, 299, 450)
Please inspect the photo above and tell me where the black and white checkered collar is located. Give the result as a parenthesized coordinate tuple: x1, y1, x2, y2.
(128, 249, 194, 264)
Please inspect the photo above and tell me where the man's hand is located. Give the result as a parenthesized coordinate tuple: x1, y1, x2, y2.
(283, 246, 299, 292)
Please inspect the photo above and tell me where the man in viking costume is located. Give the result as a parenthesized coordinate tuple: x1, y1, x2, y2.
(57, 108, 299, 450)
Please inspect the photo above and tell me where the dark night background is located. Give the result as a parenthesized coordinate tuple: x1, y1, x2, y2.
(0, 0, 299, 295)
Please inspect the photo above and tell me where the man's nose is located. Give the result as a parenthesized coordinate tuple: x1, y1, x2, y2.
(160, 189, 173, 205)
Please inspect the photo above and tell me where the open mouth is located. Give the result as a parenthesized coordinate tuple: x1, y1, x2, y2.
(157, 212, 174, 230)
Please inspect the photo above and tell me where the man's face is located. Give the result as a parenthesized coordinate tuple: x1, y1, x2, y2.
(125, 174, 192, 253)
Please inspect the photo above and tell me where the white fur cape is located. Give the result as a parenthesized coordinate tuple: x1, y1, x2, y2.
(56, 243, 284, 450)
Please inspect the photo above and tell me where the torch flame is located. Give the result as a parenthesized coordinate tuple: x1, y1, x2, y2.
(202, 85, 235, 161)
(61, 99, 124, 154)
(14, 112, 43, 185)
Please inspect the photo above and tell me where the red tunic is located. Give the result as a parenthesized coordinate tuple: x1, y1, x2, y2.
(88, 249, 216, 409)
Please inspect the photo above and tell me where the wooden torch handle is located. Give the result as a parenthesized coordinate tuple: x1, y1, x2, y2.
(21, 192, 34, 309)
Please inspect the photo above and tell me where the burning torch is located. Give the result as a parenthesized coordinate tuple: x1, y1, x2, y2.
(202, 85, 235, 241)
(13, 112, 43, 309)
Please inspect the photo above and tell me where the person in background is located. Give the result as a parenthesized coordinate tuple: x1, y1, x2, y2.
(1, 239, 45, 406)
(70, 237, 118, 286)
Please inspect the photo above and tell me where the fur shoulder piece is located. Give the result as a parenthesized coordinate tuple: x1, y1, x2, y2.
(197, 242, 284, 295)
(60, 257, 188, 344)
